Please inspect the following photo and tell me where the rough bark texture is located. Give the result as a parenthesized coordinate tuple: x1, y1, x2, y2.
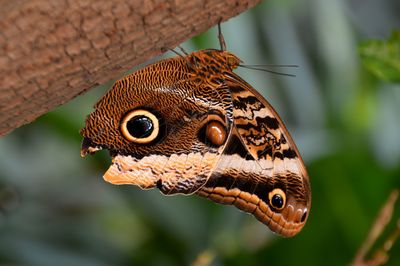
(0, 0, 260, 136)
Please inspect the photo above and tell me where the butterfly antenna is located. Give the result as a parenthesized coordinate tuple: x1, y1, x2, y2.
(217, 20, 227, 51)
(243, 64, 299, 68)
(161, 47, 185, 58)
(238, 64, 297, 77)
(178, 45, 189, 56)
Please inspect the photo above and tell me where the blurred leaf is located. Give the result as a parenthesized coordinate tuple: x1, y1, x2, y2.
(359, 31, 400, 82)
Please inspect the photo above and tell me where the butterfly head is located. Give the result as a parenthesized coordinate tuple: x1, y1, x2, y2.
(190, 49, 242, 73)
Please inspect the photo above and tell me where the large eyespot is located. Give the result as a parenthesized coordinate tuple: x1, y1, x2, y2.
(268, 188, 286, 211)
(198, 116, 227, 147)
(120, 109, 159, 144)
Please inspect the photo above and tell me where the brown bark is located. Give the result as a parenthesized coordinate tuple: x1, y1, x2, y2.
(0, 0, 260, 136)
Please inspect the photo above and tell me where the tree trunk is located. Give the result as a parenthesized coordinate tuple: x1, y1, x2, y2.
(0, 0, 260, 136)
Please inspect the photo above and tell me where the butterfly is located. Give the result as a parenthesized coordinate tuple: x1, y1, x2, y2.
(80, 23, 311, 237)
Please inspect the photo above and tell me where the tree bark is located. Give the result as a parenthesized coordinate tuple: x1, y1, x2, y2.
(0, 0, 260, 136)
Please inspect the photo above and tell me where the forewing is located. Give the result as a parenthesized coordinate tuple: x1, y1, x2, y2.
(81, 58, 234, 195)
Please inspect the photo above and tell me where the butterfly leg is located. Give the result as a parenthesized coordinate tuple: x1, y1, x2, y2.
(217, 20, 227, 51)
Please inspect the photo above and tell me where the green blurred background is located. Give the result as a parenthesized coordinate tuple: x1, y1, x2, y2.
(1, 0, 400, 265)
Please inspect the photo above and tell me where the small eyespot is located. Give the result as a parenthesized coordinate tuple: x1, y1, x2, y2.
(268, 188, 286, 210)
(120, 109, 159, 144)
(202, 120, 227, 147)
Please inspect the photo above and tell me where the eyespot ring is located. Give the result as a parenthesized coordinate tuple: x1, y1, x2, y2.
(268, 188, 286, 211)
(120, 109, 159, 144)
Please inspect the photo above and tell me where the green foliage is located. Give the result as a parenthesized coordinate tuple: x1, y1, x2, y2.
(359, 31, 400, 82)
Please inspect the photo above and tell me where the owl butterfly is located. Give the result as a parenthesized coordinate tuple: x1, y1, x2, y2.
(80, 23, 311, 237)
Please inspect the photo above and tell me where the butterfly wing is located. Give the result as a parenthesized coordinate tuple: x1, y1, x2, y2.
(81, 57, 234, 195)
(196, 73, 311, 237)
(81, 48, 310, 236)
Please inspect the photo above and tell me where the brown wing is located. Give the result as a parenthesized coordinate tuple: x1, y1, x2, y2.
(81, 57, 235, 195)
(196, 73, 311, 237)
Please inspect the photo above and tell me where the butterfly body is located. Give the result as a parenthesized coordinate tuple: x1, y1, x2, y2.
(81, 43, 311, 237)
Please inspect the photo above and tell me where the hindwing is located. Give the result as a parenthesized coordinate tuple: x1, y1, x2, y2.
(196, 73, 311, 237)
